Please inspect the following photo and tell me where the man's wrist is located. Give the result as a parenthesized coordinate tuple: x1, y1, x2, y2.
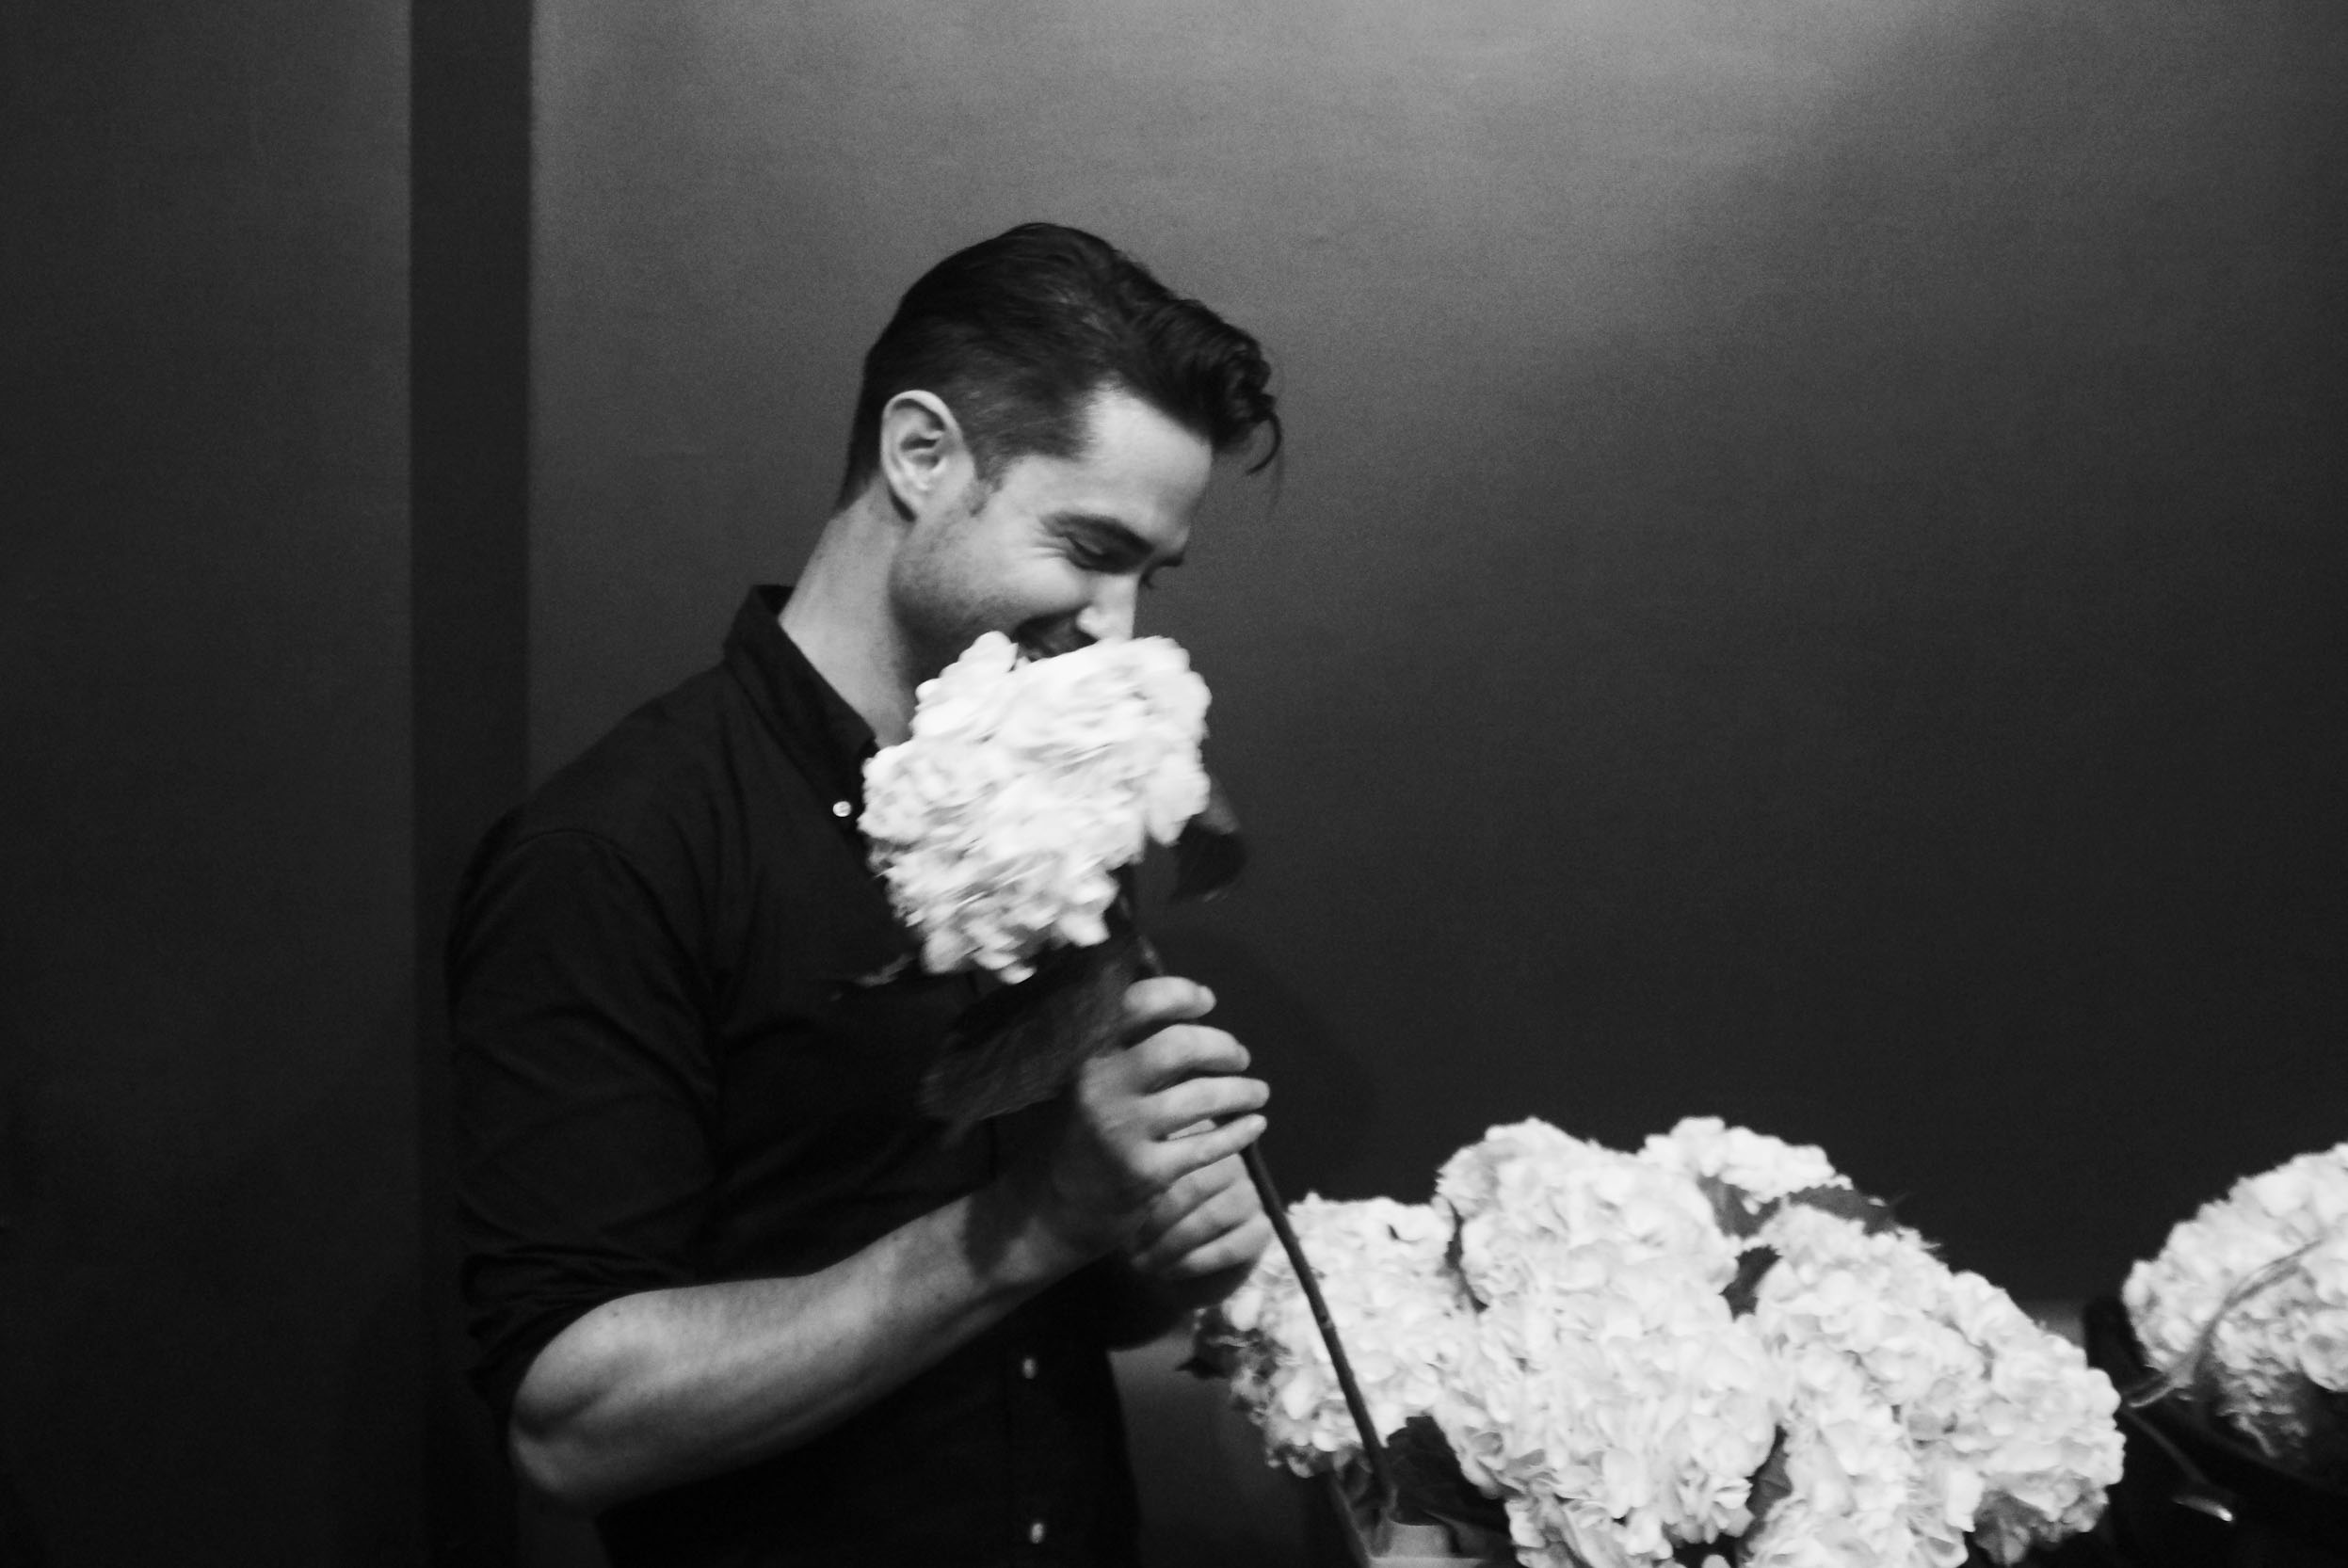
(963, 1175, 1102, 1295)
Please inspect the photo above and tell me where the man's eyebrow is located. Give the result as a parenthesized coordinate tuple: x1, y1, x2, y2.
(1050, 512, 1185, 568)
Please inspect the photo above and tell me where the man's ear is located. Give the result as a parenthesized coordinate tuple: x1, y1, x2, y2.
(876, 391, 968, 519)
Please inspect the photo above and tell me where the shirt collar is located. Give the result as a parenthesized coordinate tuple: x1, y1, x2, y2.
(723, 585, 878, 810)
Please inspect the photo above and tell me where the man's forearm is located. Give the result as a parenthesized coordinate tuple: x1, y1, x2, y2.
(508, 1179, 1086, 1512)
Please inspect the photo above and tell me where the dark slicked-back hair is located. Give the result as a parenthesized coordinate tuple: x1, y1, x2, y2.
(837, 223, 1280, 506)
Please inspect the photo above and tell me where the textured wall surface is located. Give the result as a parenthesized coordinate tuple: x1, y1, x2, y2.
(0, 0, 418, 1560)
(533, 0, 2346, 1309)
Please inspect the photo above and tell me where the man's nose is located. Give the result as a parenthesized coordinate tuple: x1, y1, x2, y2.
(1075, 579, 1137, 644)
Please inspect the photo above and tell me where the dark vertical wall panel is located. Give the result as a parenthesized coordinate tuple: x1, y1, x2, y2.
(0, 0, 418, 1561)
(533, 0, 2348, 1304)
(413, 0, 534, 1559)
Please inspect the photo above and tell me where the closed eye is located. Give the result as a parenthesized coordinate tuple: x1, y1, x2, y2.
(1054, 514, 1182, 584)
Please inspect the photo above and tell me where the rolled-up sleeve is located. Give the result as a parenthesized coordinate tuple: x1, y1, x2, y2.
(449, 824, 717, 1429)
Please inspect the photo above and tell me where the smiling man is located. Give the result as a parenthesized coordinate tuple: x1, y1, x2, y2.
(449, 224, 1284, 1566)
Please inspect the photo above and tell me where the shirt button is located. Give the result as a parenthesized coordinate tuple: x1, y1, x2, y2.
(1028, 1519, 1047, 1546)
(1020, 1355, 1038, 1380)
(830, 800, 852, 819)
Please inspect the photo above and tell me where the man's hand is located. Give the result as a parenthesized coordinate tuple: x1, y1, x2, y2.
(1119, 981, 1271, 1292)
(1014, 975, 1269, 1268)
(1128, 1149, 1272, 1301)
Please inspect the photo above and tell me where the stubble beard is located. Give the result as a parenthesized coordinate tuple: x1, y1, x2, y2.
(887, 483, 1080, 678)
(885, 520, 1021, 684)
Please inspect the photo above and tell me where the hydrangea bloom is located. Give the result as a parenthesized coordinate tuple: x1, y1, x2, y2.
(1639, 1116, 1848, 1208)
(1200, 1197, 1472, 1472)
(1438, 1256, 1779, 1567)
(1427, 1123, 1775, 1564)
(2124, 1142, 2348, 1471)
(860, 632, 1210, 981)
(1439, 1120, 1738, 1305)
(1741, 1342, 1918, 1568)
(1955, 1272, 2129, 1561)
(1202, 1121, 2119, 1567)
(1755, 1206, 2123, 1567)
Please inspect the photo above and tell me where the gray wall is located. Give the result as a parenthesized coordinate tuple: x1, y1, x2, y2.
(1, 0, 422, 1562)
(534, 0, 2348, 1303)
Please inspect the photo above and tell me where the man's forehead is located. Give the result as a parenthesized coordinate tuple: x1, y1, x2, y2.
(1003, 392, 1210, 536)
(1073, 386, 1210, 456)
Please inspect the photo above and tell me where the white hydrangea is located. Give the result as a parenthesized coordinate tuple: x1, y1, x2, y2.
(860, 632, 1210, 981)
(1438, 1120, 1739, 1306)
(1755, 1206, 2122, 1567)
(1430, 1122, 1774, 1565)
(1954, 1271, 2127, 1562)
(1741, 1343, 1919, 1568)
(1204, 1121, 2119, 1566)
(2124, 1142, 2348, 1470)
(1434, 1120, 1613, 1224)
(1202, 1196, 1472, 1474)
(1438, 1255, 1780, 1567)
(1639, 1116, 1849, 1208)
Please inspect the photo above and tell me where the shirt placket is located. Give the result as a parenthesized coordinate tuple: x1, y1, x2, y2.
(1006, 1338, 1059, 1561)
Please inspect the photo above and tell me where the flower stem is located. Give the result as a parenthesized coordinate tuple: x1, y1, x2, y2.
(1131, 928, 1401, 1519)
(1242, 1140, 1403, 1522)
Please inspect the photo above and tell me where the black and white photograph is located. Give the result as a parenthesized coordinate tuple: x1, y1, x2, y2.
(4, 3, 2344, 1564)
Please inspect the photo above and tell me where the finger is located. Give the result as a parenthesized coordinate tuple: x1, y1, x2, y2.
(1134, 1156, 1250, 1241)
(1132, 1169, 1262, 1269)
(1144, 1111, 1266, 1187)
(1145, 1073, 1267, 1139)
(1120, 976, 1215, 1039)
(1074, 1033, 1246, 1121)
(1124, 1023, 1250, 1089)
(1149, 1213, 1275, 1283)
(1131, 1202, 1246, 1275)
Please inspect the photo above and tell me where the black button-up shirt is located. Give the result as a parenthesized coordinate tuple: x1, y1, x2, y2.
(450, 587, 1138, 1566)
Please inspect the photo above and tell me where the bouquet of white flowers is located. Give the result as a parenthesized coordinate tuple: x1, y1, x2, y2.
(861, 630, 1212, 984)
(1198, 1117, 2125, 1568)
(2122, 1142, 2348, 1486)
(861, 630, 1243, 1131)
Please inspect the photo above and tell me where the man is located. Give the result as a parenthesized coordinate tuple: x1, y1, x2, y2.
(450, 223, 1284, 1565)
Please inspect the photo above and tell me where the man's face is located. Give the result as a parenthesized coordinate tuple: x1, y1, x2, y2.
(888, 387, 1213, 677)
